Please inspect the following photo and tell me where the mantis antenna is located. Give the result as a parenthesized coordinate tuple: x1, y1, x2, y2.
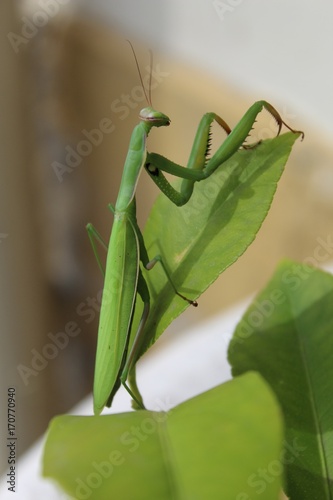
(127, 40, 153, 107)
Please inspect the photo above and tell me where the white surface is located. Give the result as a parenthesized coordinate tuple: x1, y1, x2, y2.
(0, 299, 248, 499)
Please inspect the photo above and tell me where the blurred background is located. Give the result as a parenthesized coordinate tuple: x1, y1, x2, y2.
(1, 0, 332, 473)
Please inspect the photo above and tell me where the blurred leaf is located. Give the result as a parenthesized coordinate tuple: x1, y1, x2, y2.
(43, 372, 283, 499)
(132, 133, 301, 357)
(228, 260, 333, 499)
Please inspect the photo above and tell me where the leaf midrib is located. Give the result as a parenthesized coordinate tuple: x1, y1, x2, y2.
(289, 293, 332, 498)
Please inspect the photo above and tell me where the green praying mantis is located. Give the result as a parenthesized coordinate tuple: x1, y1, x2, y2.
(87, 46, 304, 415)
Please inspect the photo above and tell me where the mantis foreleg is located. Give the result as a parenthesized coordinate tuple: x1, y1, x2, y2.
(145, 101, 303, 206)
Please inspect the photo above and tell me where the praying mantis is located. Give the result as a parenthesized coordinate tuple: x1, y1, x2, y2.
(87, 46, 303, 415)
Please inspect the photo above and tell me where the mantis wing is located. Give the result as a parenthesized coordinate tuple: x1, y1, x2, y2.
(93, 213, 140, 415)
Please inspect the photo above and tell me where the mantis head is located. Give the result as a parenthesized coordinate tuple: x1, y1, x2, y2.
(127, 41, 170, 129)
(139, 107, 170, 128)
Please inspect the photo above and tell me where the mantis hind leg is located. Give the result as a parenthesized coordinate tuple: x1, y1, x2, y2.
(146, 255, 198, 307)
(121, 269, 150, 410)
(121, 239, 198, 410)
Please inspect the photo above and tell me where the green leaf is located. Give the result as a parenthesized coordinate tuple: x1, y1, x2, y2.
(228, 260, 333, 499)
(132, 132, 301, 357)
(43, 373, 283, 499)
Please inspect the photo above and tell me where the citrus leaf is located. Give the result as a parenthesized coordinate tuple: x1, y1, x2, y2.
(228, 260, 333, 499)
(43, 373, 283, 499)
(132, 133, 301, 357)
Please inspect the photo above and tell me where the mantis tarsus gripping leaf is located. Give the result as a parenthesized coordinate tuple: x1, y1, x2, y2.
(87, 45, 304, 414)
